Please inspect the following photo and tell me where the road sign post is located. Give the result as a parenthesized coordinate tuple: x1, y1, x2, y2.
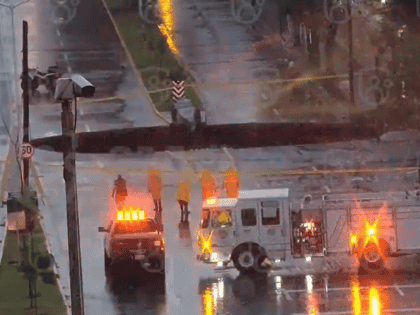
(20, 143, 34, 159)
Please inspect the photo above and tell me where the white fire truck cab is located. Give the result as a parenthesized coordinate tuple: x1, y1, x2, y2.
(197, 188, 420, 276)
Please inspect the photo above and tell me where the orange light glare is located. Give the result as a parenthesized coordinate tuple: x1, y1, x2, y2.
(364, 218, 380, 247)
(198, 232, 212, 254)
(351, 281, 361, 315)
(117, 208, 145, 221)
(350, 233, 358, 247)
(207, 198, 217, 205)
(369, 287, 381, 315)
(132, 210, 138, 220)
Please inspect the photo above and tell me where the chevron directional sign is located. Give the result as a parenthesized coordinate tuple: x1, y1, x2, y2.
(172, 80, 185, 101)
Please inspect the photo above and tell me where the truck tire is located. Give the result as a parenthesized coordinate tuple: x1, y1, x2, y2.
(171, 109, 178, 124)
(104, 250, 111, 277)
(359, 243, 385, 275)
(194, 109, 201, 125)
(232, 244, 263, 274)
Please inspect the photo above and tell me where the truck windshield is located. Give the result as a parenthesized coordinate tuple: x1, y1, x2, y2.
(113, 221, 158, 234)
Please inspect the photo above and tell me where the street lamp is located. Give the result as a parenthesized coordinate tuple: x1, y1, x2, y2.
(0, 0, 30, 131)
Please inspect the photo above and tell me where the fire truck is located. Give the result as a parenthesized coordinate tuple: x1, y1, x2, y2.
(196, 188, 420, 275)
(98, 206, 165, 279)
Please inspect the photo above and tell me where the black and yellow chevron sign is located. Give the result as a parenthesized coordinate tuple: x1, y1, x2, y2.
(172, 80, 185, 101)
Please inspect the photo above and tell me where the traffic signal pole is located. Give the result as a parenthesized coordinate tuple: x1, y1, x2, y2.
(61, 99, 84, 315)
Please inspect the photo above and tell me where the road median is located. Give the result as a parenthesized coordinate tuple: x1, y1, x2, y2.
(101, 1, 203, 115)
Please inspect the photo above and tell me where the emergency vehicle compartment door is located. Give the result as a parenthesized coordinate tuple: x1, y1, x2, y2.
(396, 206, 420, 251)
(258, 200, 284, 247)
(235, 200, 259, 245)
(210, 208, 236, 247)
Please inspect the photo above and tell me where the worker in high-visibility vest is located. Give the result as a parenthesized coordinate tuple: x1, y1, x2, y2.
(223, 167, 239, 198)
(177, 179, 191, 223)
(148, 168, 163, 223)
(112, 175, 128, 207)
(201, 170, 216, 201)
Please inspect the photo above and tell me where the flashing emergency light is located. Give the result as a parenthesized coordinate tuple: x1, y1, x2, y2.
(207, 198, 217, 205)
(364, 218, 380, 247)
(198, 232, 212, 254)
(350, 233, 358, 247)
(116, 207, 145, 221)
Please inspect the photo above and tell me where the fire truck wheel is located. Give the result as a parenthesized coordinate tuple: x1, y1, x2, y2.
(359, 245, 385, 275)
(253, 253, 270, 273)
(232, 244, 262, 274)
(171, 109, 178, 124)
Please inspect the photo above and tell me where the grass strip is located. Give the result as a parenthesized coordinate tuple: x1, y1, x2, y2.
(104, 4, 203, 112)
(0, 216, 66, 315)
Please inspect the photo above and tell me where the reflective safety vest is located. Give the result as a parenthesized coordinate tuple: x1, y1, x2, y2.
(114, 179, 127, 196)
(148, 170, 162, 200)
(202, 176, 216, 200)
(177, 181, 191, 202)
(224, 169, 239, 198)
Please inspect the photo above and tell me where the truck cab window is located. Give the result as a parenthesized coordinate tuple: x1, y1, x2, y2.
(241, 208, 256, 226)
(261, 208, 280, 225)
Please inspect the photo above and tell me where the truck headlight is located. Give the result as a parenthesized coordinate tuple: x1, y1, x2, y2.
(211, 252, 218, 261)
(154, 240, 161, 246)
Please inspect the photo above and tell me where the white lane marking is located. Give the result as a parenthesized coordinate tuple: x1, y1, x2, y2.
(56, 29, 61, 36)
(293, 307, 420, 315)
(283, 282, 420, 294)
(283, 290, 293, 301)
(64, 53, 68, 61)
(67, 66, 72, 72)
(394, 284, 405, 296)
(60, 40, 64, 47)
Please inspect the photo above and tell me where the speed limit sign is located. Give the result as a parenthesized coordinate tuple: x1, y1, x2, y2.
(21, 143, 34, 158)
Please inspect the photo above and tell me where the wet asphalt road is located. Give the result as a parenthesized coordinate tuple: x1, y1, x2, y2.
(3, 0, 420, 314)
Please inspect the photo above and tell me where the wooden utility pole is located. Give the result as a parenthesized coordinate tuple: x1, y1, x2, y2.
(61, 98, 84, 315)
(22, 21, 29, 187)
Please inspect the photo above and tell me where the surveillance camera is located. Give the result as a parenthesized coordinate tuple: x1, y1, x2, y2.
(54, 78, 74, 101)
(54, 75, 95, 101)
(71, 74, 95, 98)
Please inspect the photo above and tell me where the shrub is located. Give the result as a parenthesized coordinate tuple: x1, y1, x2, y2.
(37, 254, 52, 270)
(41, 271, 58, 285)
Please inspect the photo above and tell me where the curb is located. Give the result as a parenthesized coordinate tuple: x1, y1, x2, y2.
(30, 161, 71, 315)
(99, 0, 171, 125)
(0, 135, 11, 264)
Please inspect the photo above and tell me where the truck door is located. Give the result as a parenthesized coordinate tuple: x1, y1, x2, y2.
(235, 200, 259, 244)
(258, 200, 285, 247)
(210, 208, 236, 247)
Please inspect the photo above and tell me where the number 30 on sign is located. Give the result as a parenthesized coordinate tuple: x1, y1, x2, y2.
(21, 143, 34, 158)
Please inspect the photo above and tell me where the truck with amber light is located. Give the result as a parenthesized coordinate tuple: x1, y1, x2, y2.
(98, 206, 165, 277)
(196, 189, 420, 275)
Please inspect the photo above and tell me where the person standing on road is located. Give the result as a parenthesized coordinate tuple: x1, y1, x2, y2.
(177, 178, 191, 223)
(201, 170, 216, 201)
(112, 175, 128, 207)
(223, 167, 239, 198)
(148, 167, 163, 223)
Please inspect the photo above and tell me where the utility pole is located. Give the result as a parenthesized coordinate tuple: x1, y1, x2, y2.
(61, 98, 84, 315)
(348, 1, 355, 106)
(22, 21, 29, 189)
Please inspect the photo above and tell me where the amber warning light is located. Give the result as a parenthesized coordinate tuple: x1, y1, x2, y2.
(117, 207, 145, 221)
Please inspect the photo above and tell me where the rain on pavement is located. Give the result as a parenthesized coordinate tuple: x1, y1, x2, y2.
(2, 0, 420, 314)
